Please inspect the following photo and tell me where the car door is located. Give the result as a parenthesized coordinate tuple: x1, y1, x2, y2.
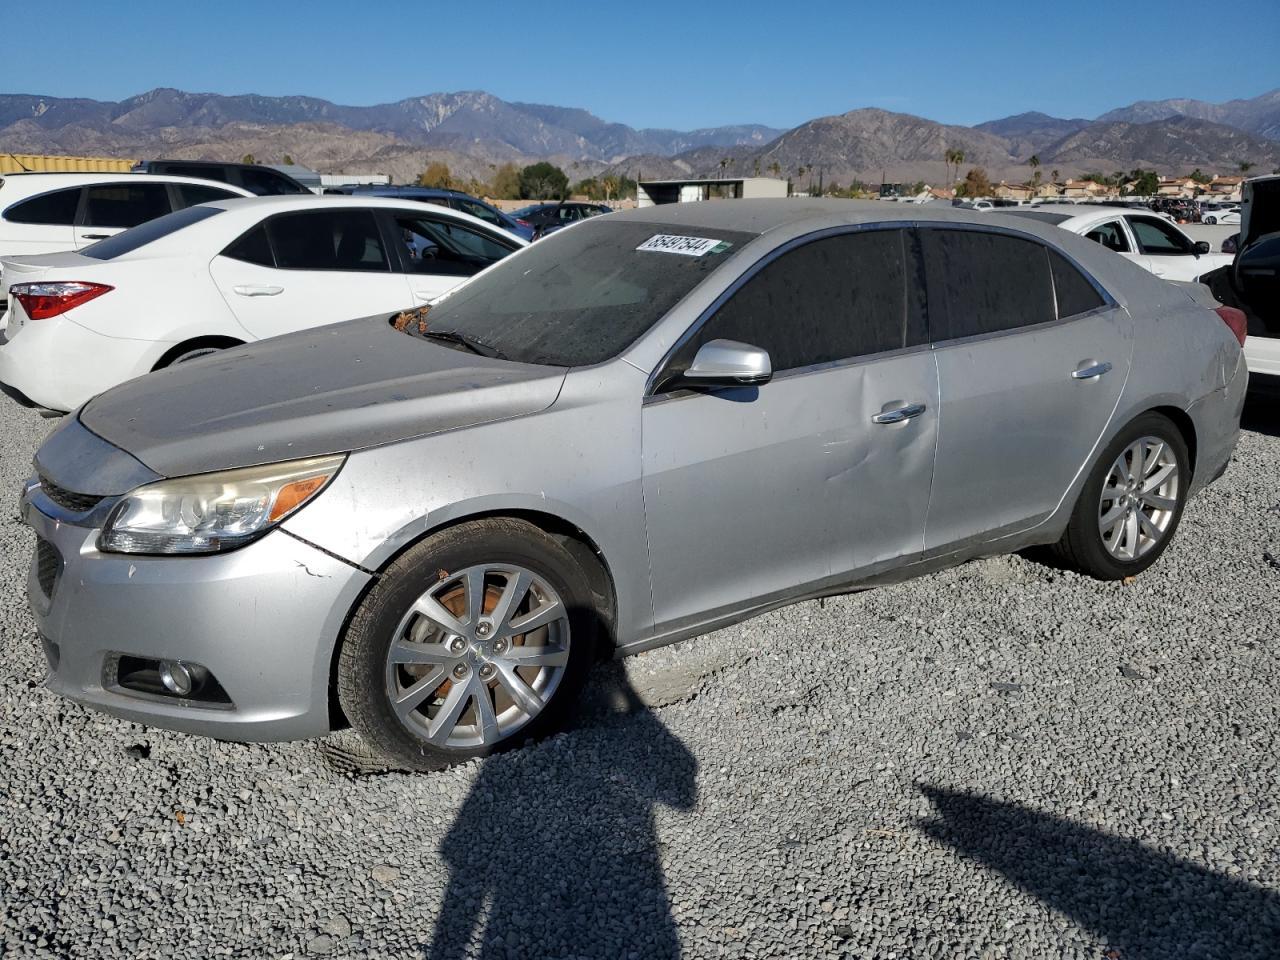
(1079, 217, 1149, 273)
(920, 226, 1132, 552)
(1124, 215, 1205, 281)
(383, 208, 519, 305)
(209, 207, 413, 341)
(72, 181, 173, 248)
(641, 228, 938, 633)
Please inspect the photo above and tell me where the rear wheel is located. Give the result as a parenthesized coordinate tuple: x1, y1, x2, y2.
(337, 518, 597, 770)
(1204, 216, 1217, 225)
(1052, 413, 1189, 580)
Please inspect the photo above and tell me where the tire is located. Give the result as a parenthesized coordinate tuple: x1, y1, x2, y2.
(337, 518, 598, 771)
(167, 346, 224, 366)
(1204, 216, 1217, 225)
(1051, 412, 1189, 580)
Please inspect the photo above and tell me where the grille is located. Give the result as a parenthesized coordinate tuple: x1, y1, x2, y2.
(35, 537, 61, 598)
(39, 476, 104, 514)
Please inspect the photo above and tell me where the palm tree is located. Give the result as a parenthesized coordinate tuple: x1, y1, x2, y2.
(768, 161, 782, 179)
(1240, 161, 1254, 173)
(719, 157, 730, 178)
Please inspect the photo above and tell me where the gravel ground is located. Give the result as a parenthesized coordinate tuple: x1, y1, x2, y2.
(1, 392, 1278, 960)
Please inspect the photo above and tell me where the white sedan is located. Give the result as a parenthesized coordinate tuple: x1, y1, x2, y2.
(0, 195, 525, 412)
(1003, 205, 1232, 282)
(1201, 206, 1241, 225)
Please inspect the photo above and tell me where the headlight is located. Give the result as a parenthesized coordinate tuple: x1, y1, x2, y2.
(99, 455, 345, 555)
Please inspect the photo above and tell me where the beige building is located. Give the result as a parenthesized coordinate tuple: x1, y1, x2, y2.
(1061, 179, 1107, 199)
(993, 181, 1032, 201)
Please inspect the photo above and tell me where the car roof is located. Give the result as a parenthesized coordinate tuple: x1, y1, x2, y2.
(0, 171, 255, 198)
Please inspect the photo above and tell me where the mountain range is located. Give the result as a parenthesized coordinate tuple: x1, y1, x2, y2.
(2, 86, 1277, 187)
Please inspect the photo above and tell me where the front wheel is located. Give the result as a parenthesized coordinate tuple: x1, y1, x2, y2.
(1051, 413, 1189, 580)
(1204, 216, 1217, 225)
(337, 518, 597, 770)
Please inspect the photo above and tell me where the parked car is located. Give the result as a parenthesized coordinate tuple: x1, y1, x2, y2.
(0, 173, 253, 310)
(1002, 204, 1232, 282)
(509, 201, 613, 238)
(132, 160, 310, 196)
(0, 195, 524, 411)
(333, 185, 534, 241)
(1199, 175, 1280, 377)
(18, 200, 1246, 769)
(952, 199, 995, 212)
(1201, 206, 1241, 226)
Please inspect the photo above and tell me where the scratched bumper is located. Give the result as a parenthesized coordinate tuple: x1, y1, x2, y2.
(22, 496, 371, 742)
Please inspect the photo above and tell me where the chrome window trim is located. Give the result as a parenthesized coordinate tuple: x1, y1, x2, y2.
(644, 220, 919, 398)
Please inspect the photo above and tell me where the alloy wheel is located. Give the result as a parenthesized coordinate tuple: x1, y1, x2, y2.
(1097, 436, 1180, 562)
(384, 564, 571, 749)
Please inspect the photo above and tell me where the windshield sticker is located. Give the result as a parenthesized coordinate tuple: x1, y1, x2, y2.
(636, 234, 733, 257)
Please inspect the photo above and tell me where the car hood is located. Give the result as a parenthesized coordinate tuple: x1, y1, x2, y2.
(77, 315, 567, 479)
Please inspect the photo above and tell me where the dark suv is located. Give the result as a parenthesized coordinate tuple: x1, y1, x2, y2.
(132, 160, 310, 196)
(331, 185, 532, 241)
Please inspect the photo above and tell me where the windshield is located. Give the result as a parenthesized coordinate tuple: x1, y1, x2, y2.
(83, 205, 225, 260)
(410, 219, 755, 366)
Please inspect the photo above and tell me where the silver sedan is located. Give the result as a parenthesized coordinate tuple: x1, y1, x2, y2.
(21, 200, 1247, 769)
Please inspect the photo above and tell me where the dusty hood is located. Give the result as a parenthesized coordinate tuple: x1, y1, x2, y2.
(79, 315, 567, 478)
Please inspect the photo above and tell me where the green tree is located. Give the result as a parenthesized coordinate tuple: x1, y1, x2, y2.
(519, 162, 569, 200)
(1125, 168, 1159, 196)
(1239, 161, 1254, 173)
(282, 154, 295, 166)
(418, 162, 454, 189)
(959, 167, 992, 198)
(489, 162, 522, 199)
(1188, 168, 1211, 184)
(241, 154, 256, 165)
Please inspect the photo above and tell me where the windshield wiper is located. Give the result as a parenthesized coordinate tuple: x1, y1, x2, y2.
(420, 329, 504, 360)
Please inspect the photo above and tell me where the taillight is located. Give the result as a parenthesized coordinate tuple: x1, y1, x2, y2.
(1214, 305, 1247, 347)
(10, 281, 113, 320)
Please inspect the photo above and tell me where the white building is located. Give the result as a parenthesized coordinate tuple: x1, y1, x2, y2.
(637, 177, 789, 208)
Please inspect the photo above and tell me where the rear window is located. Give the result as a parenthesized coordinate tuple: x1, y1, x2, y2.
(415, 219, 755, 366)
(83, 206, 225, 260)
(4, 187, 81, 225)
(1049, 250, 1106, 319)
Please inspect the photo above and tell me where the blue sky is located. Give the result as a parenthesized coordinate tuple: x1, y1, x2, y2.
(8, 0, 1279, 131)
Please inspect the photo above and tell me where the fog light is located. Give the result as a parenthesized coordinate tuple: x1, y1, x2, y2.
(159, 660, 194, 696)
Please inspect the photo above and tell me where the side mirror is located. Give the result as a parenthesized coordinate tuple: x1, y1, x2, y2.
(683, 339, 772, 387)
(1194, 240, 1211, 255)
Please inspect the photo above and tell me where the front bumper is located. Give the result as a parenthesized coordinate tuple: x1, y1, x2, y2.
(21, 486, 372, 742)
(0, 314, 170, 413)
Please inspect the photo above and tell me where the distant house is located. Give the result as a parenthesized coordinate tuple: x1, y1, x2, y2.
(1062, 179, 1107, 198)
(1156, 177, 1196, 198)
(1206, 174, 1245, 199)
(993, 181, 1032, 201)
(927, 186, 955, 200)
(1035, 182, 1063, 198)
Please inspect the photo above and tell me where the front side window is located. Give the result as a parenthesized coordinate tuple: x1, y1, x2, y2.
(241, 167, 308, 196)
(3, 187, 82, 225)
(1084, 220, 1130, 253)
(83, 183, 172, 228)
(921, 229, 1055, 340)
(267, 209, 389, 271)
(415, 219, 754, 366)
(392, 213, 515, 277)
(175, 183, 241, 208)
(1128, 216, 1194, 255)
(664, 229, 926, 379)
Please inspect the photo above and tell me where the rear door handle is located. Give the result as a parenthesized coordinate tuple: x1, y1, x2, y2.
(232, 284, 284, 297)
(872, 401, 927, 425)
(1072, 360, 1112, 380)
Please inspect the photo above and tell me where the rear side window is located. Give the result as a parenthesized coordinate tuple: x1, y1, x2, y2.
(1049, 251, 1106, 319)
(1084, 220, 1129, 253)
(921, 229, 1055, 341)
(84, 205, 226, 260)
(83, 183, 171, 228)
(175, 183, 241, 208)
(4, 187, 81, 225)
(676, 229, 926, 374)
(222, 223, 274, 267)
(267, 209, 389, 271)
(160, 163, 231, 184)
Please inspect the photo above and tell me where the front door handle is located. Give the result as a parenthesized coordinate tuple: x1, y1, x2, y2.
(81, 233, 111, 240)
(872, 401, 927, 425)
(1072, 360, 1112, 380)
(232, 284, 284, 297)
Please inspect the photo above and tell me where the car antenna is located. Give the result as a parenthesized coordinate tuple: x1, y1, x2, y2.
(5, 152, 32, 172)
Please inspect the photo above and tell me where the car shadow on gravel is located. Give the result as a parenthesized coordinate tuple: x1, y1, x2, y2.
(424, 662, 697, 959)
(1242, 380, 1280, 438)
(917, 784, 1280, 958)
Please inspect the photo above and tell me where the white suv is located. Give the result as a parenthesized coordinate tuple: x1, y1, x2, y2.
(0, 173, 253, 309)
